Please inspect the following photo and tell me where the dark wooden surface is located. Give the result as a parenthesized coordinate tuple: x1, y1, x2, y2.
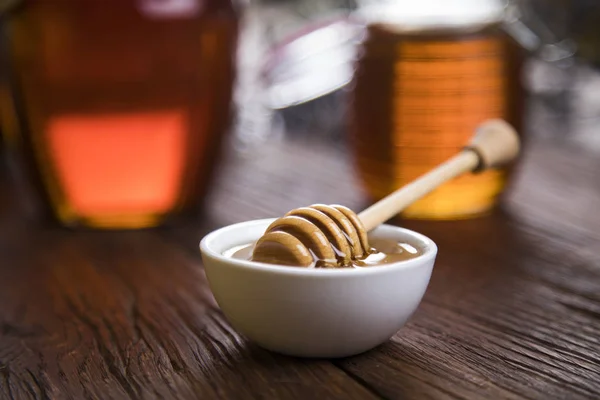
(1, 132, 600, 400)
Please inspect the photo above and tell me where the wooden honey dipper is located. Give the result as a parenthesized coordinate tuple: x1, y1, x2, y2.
(251, 119, 520, 267)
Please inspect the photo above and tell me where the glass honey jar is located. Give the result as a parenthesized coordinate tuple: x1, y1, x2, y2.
(0, 0, 239, 229)
(350, 0, 526, 220)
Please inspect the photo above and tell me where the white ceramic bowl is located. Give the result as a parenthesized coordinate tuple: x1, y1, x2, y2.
(199, 218, 437, 358)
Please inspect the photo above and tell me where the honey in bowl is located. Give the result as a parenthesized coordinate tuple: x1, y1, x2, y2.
(223, 237, 423, 269)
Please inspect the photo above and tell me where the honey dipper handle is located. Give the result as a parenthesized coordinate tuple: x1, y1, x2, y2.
(357, 151, 480, 230)
(357, 119, 520, 231)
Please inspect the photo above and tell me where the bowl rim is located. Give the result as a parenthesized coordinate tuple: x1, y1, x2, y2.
(199, 218, 438, 278)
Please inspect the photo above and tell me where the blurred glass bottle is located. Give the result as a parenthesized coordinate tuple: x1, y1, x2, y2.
(0, 0, 239, 228)
(350, 0, 527, 220)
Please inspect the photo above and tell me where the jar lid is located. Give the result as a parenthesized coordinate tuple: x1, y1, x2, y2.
(356, 0, 507, 32)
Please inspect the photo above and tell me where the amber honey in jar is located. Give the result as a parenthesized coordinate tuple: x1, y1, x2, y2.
(350, 0, 525, 220)
(0, 0, 239, 228)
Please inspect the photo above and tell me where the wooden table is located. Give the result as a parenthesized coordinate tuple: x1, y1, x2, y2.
(1, 133, 599, 400)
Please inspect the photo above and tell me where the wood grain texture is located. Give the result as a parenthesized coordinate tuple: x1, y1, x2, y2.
(2, 132, 600, 399)
(0, 159, 379, 399)
(163, 135, 600, 399)
(336, 215, 600, 400)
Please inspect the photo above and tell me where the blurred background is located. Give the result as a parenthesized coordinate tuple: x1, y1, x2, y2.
(0, 0, 599, 230)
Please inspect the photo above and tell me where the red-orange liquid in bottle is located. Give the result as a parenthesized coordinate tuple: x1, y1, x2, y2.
(2, 0, 238, 228)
